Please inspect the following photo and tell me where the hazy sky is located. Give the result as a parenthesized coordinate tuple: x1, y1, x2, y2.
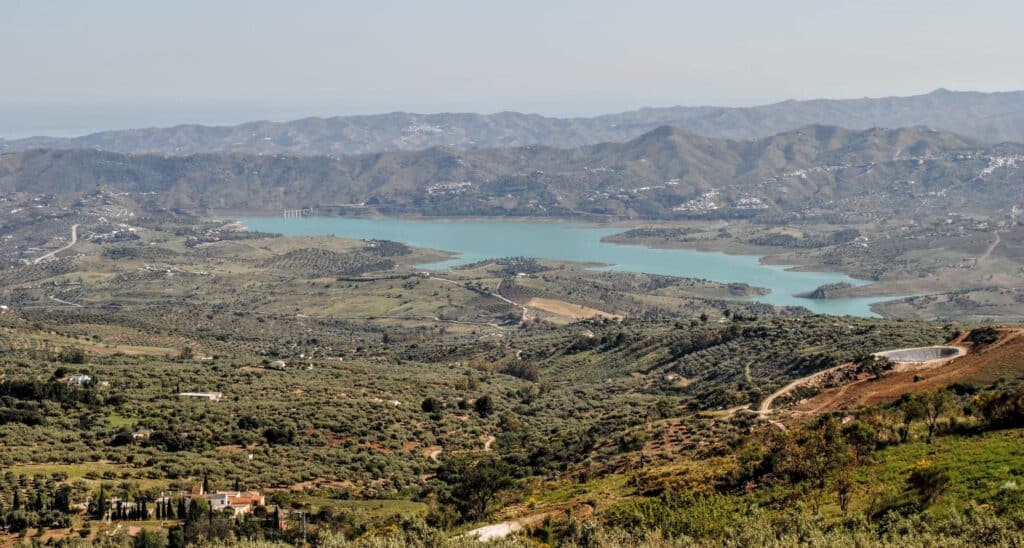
(2, 0, 1023, 137)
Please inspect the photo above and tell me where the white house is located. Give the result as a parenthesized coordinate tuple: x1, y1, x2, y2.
(177, 392, 223, 401)
(68, 373, 92, 385)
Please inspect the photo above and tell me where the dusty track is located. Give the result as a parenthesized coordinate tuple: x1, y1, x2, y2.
(34, 224, 79, 264)
(757, 362, 851, 415)
(433, 276, 531, 325)
(978, 229, 1002, 263)
(460, 504, 593, 542)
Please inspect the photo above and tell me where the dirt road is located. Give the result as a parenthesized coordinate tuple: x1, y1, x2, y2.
(434, 276, 530, 324)
(463, 521, 522, 541)
(34, 224, 79, 264)
(757, 362, 851, 414)
(978, 230, 1002, 263)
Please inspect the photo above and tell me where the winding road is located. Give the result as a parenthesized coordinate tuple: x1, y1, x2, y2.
(34, 224, 79, 264)
(978, 230, 1002, 264)
(757, 362, 852, 415)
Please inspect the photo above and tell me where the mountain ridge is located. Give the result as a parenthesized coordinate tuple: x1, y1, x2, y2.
(3, 89, 1024, 157)
(2, 124, 1021, 220)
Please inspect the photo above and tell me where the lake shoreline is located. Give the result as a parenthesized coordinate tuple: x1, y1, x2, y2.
(233, 215, 911, 317)
(221, 210, 900, 295)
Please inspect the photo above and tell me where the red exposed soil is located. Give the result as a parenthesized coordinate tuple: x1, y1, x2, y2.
(792, 328, 1024, 415)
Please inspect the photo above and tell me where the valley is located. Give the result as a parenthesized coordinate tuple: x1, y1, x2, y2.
(5, 2, 1024, 545)
(1, 110, 1023, 547)
(1, 188, 1022, 545)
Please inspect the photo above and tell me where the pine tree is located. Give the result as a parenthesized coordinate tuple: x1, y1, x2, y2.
(177, 498, 186, 520)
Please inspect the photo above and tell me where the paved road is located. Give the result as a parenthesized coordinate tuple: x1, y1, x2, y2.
(34, 224, 79, 264)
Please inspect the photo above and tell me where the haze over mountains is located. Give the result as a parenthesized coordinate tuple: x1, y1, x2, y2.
(2, 124, 1021, 220)
(2, 89, 1024, 157)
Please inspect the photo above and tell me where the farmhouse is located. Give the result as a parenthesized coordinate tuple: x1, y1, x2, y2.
(132, 427, 153, 440)
(68, 373, 92, 385)
(191, 484, 265, 517)
(177, 391, 223, 401)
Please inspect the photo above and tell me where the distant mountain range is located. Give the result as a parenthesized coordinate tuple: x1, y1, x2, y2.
(2, 89, 1024, 157)
(2, 125, 1021, 220)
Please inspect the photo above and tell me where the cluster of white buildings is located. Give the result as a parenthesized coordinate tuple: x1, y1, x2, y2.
(190, 484, 266, 517)
(674, 191, 720, 213)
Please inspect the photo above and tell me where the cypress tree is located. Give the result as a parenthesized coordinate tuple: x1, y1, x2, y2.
(95, 487, 107, 519)
(55, 486, 71, 513)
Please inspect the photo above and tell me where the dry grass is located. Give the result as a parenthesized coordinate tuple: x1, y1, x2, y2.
(526, 297, 622, 321)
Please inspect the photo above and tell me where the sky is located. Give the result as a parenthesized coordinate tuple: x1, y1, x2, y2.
(2, 0, 1023, 137)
